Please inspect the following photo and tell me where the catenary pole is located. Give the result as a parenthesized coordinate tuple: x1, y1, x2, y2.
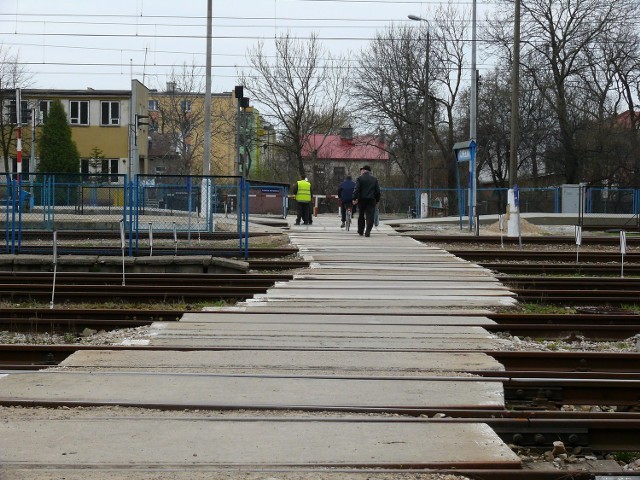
(203, 0, 212, 177)
(470, 0, 477, 233)
(509, 0, 521, 187)
(407, 15, 431, 191)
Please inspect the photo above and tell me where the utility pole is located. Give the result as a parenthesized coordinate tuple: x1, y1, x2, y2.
(507, 0, 522, 240)
(470, 0, 478, 233)
(201, 0, 213, 228)
(509, 0, 521, 187)
(423, 30, 431, 191)
(407, 15, 431, 192)
(203, 0, 212, 177)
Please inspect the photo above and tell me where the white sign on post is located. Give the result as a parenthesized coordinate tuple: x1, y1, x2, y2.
(148, 223, 153, 257)
(620, 230, 627, 278)
(50, 230, 58, 310)
(420, 192, 429, 218)
(575, 225, 582, 264)
(119, 220, 126, 286)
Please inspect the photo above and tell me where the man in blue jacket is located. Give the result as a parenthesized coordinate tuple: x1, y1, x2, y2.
(352, 165, 381, 237)
(337, 175, 356, 228)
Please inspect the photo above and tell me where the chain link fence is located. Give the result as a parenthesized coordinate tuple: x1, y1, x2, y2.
(2, 173, 250, 256)
(6, 177, 640, 254)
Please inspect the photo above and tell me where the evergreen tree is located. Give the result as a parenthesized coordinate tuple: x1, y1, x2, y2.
(38, 100, 79, 173)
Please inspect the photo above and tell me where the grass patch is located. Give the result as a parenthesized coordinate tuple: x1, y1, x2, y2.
(497, 304, 577, 315)
(611, 451, 639, 463)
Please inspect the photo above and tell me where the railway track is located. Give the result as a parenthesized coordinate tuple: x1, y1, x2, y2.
(0, 272, 291, 302)
(16, 230, 277, 241)
(7, 259, 640, 305)
(498, 275, 640, 304)
(15, 245, 299, 257)
(487, 312, 640, 339)
(408, 233, 640, 245)
(451, 249, 636, 263)
(481, 262, 640, 275)
(1, 341, 639, 455)
(3, 234, 640, 476)
(3, 343, 639, 372)
(2, 308, 639, 340)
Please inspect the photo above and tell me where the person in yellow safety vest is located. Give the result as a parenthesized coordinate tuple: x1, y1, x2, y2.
(292, 175, 313, 225)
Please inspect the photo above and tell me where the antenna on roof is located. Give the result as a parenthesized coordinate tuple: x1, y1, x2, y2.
(143, 48, 148, 84)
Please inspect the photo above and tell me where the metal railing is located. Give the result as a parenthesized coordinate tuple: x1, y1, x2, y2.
(2, 173, 255, 257)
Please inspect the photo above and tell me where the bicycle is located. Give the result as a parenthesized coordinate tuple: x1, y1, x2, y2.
(345, 207, 352, 231)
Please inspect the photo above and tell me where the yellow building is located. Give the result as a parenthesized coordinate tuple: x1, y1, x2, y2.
(2, 80, 149, 180)
(147, 86, 237, 177)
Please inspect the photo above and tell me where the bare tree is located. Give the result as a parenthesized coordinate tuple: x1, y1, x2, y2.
(352, 5, 471, 190)
(593, 27, 640, 187)
(351, 24, 423, 187)
(476, 69, 512, 189)
(0, 45, 31, 173)
(152, 64, 208, 175)
(240, 32, 350, 179)
(491, 0, 640, 184)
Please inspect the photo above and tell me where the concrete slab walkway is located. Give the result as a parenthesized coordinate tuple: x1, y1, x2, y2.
(0, 213, 522, 475)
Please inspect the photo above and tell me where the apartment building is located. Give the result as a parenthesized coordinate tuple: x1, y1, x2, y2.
(1, 80, 148, 180)
(3, 80, 267, 180)
(147, 85, 237, 177)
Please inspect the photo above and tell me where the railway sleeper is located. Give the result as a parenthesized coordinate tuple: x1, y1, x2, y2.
(494, 425, 588, 449)
(505, 383, 640, 409)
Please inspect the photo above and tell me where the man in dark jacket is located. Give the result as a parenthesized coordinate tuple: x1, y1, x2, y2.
(337, 175, 356, 228)
(352, 165, 381, 237)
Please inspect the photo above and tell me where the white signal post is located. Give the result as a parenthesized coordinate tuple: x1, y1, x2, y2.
(16, 89, 22, 178)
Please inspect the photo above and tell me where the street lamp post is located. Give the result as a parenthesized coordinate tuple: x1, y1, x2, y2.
(470, 0, 478, 233)
(408, 15, 430, 194)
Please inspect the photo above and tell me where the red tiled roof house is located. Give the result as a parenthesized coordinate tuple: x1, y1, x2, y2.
(301, 127, 389, 193)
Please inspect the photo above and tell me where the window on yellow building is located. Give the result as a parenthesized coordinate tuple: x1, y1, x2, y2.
(39, 101, 53, 123)
(101, 101, 120, 126)
(70, 101, 89, 125)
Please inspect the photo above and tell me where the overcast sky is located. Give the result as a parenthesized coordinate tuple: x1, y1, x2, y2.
(2, 0, 488, 94)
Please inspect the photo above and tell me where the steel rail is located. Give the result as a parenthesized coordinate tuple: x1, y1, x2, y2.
(485, 323, 640, 340)
(2, 345, 639, 372)
(489, 351, 640, 372)
(248, 259, 310, 270)
(489, 313, 640, 323)
(0, 272, 293, 285)
(452, 249, 640, 262)
(0, 307, 183, 321)
(502, 276, 640, 289)
(0, 466, 605, 480)
(17, 230, 277, 241)
(3, 314, 638, 340)
(0, 283, 268, 301)
(0, 396, 638, 452)
(15, 245, 299, 258)
(409, 233, 640, 244)
(512, 289, 640, 303)
(482, 263, 640, 275)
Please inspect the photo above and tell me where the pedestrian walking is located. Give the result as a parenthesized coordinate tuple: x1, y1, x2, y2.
(292, 175, 313, 225)
(352, 165, 380, 237)
(337, 175, 356, 228)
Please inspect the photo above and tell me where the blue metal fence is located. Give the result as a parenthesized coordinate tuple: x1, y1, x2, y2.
(1, 173, 253, 257)
(6, 177, 640, 255)
(379, 186, 640, 219)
